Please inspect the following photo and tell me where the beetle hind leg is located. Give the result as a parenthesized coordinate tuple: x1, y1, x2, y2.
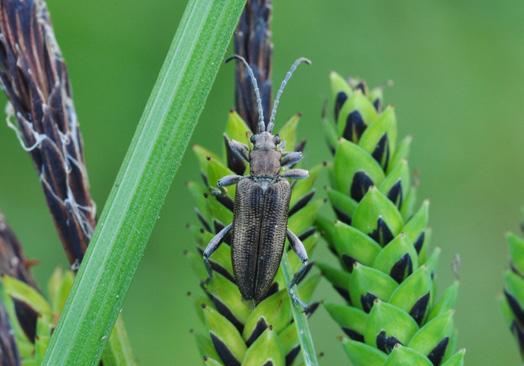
(203, 224, 232, 285)
(286, 229, 314, 313)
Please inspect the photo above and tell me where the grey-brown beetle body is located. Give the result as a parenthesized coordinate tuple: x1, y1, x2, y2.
(203, 56, 311, 306)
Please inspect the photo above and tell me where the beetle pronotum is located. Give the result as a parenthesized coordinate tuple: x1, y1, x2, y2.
(203, 55, 312, 309)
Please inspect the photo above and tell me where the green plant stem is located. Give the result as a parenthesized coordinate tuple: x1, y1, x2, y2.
(43, 0, 246, 364)
(281, 251, 319, 366)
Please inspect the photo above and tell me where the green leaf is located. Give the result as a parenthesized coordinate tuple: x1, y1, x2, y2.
(429, 282, 459, 321)
(372, 233, 418, 277)
(352, 187, 403, 239)
(365, 301, 419, 347)
(342, 338, 386, 366)
(441, 349, 466, 366)
(243, 290, 291, 339)
(43, 1, 246, 364)
(205, 272, 252, 325)
(388, 136, 412, 175)
(389, 267, 432, 316)
(279, 113, 301, 151)
(242, 329, 285, 366)
(358, 106, 398, 160)
(384, 345, 432, 366)
(333, 140, 385, 193)
(316, 262, 351, 299)
(507, 232, 524, 275)
(325, 303, 368, 339)
(3, 276, 51, 317)
(195, 332, 220, 361)
(408, 311, 455, 355)
(337, 91, 378, 136)
(333, 221, 381, 268)
(288, 199, 323, 235)
(204, 305, 246, 362)
(327, 188, 358, 220)
(349, 263, 398, 308)
(330, 72, 353, 101)
(290, 164, 323, 207)
(225, 110, 251, 145)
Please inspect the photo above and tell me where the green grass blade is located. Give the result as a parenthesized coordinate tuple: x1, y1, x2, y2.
(281, 251, 319, 366)
(43, 0, 246, 364)
(102, 317, 136, 366)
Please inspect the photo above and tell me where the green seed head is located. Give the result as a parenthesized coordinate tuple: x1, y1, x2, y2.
(319, 72, 465, 365)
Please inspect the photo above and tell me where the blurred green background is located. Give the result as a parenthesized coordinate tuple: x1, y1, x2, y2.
(0, 0, 523, 364)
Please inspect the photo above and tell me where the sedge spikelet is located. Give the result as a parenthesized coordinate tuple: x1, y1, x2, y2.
(317, 73, 465, 366)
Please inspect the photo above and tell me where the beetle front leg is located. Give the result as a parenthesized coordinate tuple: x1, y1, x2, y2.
(203, 224, 232, 284)
(286, 228, 314, 312)
(281, 151, 303, 167)
(281, 168, 309, 180)
(226, 137, 249, 162)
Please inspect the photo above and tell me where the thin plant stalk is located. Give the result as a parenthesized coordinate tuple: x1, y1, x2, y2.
(43, 0, 246, 364)
(281, 251, 319, 366)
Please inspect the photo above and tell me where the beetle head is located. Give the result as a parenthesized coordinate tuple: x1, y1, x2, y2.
(250, 131, 281, 151)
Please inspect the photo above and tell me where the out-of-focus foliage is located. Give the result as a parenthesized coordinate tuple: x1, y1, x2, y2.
(0, 1, 523, 364)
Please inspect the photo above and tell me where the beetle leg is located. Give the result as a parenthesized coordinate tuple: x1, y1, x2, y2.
(286, 228, 313, 312)
(281, 168, 309, 180)
(227, 137, 250, 162)
(203, 224, 232, 284)
(217, 175, 243, 188)
(281, 151, 303, 167)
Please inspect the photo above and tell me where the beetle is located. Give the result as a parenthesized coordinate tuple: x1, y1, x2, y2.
(203, 55, 312, 308)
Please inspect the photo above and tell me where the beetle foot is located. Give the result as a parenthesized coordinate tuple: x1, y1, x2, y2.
(288, 287, 312, 314)
(210, 187, 223, 197)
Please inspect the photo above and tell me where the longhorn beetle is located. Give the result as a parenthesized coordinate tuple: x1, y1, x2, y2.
(203, 55, 312, 309)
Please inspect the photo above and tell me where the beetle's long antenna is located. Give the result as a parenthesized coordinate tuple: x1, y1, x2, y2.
(267, 57, 311, 133)
(226, 55, 265, 133)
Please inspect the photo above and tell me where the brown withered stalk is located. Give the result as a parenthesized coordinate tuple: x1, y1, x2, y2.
(0, 0, 96, 363)
(234, 0, 273, 131)
(0, 0, 96, 266)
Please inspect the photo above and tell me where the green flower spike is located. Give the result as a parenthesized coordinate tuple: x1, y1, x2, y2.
(501, 212, 524, 359)
(187, 110, 322, 366)
(317, 72, 465, 366)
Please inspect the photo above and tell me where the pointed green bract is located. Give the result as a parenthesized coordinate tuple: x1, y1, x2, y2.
(1, 269, 135, 366)
(502, 224, 524, 359)
(188, 111, 321, 365)
(318, 73, 464, 365)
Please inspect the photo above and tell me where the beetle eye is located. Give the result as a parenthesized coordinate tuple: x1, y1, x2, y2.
(274, 135, 281, 144)
(250, 135, 256, 143)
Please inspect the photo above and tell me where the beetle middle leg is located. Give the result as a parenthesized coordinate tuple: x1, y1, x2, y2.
(203, 224, 232, 284)
(281, 151, 303, 167)
(281, 168, 309, 180)
(286, 228, 314, 312)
